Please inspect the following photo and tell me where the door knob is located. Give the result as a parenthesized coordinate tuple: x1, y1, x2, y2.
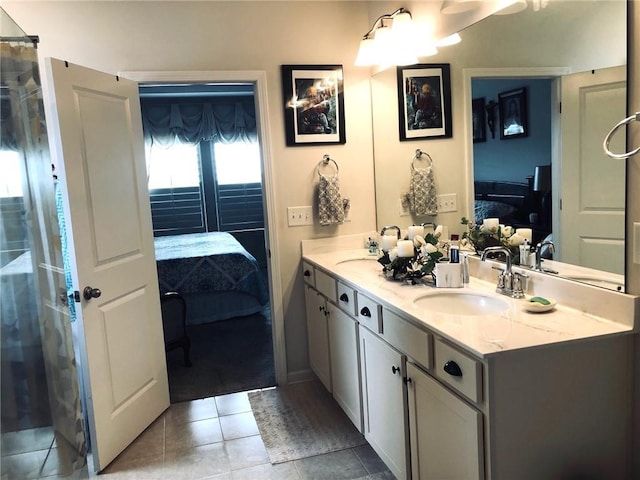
(83, 286, 102, 300)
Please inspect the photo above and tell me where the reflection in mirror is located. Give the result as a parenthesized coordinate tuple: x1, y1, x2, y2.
(372, 0, 626, 291)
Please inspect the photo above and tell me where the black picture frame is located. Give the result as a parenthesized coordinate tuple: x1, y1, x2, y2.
(472, 97, 486, 143)
(281, 64, 346, 146)
(499, 87, 528, 139)
(397, 63, 452, 141)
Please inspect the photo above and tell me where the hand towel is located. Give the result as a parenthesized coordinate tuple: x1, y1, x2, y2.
(409, 156, 437, 216)
(318, 172, 345, 226)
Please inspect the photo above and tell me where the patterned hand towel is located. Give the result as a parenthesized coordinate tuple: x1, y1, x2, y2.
(318, 172, 345, 226)
(409, 154, 437, 216)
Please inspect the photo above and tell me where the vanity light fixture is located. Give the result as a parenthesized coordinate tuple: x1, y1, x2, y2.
(436, 33, 462, 47)
(494, 0, 528, 15)
(440, 0, 481, 15)
(355, 8, 422, 68)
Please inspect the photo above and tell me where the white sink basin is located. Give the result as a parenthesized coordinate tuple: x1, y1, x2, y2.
(413, 291, 510, 316)
(335, 257, 379, 266)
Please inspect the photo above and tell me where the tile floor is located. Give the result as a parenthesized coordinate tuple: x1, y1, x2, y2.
(2, 390, 395, 480)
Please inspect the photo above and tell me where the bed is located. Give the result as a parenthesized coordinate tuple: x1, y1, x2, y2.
(154, 232, 269, 325)
(474, 180, 532, 225)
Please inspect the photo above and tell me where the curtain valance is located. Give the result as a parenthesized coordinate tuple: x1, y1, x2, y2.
(141, 99, 257, 148)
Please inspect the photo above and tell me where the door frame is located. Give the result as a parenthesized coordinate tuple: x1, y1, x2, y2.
(119, 69, 286, 386)
(461, 67, 571, 249)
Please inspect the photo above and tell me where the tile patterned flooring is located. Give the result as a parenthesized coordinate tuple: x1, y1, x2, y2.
(2, 390, 395, 480)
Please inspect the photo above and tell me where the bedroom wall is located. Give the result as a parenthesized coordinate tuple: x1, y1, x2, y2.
(0, 0, 377, 381)
(472, 78, 552, 184)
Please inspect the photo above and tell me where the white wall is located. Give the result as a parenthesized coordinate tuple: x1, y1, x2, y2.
(1, 0, 377, 380)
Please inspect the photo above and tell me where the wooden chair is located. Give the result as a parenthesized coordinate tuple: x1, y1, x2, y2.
(160, 292, 192, 367)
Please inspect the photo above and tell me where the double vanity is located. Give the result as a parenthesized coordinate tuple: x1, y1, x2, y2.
(301, 234, 638, 480)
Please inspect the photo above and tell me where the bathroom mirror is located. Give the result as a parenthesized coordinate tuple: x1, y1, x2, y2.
(372, 0, 627, 291)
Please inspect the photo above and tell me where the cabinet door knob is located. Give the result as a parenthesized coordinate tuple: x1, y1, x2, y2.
(404, 377, 412, 385)
(304, 270, 311, 277)
(339, 293, 349, 303)
(319, 305, 325, 312)
(360, 306, 371, 317)
(391, 365, 400, 375)
(443, 360, 463, 377)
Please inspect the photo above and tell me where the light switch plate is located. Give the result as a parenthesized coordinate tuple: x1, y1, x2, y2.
(287, 206, 313, 226)
(437, 193, 457, 213)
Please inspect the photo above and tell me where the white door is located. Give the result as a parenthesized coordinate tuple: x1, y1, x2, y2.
(406, 362, 483, 480)
(359, 326, 408, 480)
(42, 58, 169, 471)
(327, 302, 362, 431)
(304, 285, 332, 391)
(559, 66, 626, 273)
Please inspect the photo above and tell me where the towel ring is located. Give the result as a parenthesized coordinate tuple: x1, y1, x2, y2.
(603, 112, 640, 160)
(412, 149, 433, 169)
(317, 155, 339, 176)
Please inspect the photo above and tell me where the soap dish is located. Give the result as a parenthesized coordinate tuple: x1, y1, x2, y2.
(523, 298, 557, 313)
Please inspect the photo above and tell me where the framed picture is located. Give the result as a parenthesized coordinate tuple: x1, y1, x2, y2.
(281, 64, 346, 146)
(397, 63, 452, 141)
(499, 87, 528, 139)
(472, 97, 486, 143)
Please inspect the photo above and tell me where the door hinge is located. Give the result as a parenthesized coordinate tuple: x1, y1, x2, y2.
(73, 290, 81, 303)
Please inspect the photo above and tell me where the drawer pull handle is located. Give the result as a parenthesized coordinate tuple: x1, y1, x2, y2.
(360, 306, 372, 317)
(339, 293, 349, 303)
(443, 360, 463, 377)
(391, 365, 400, 375)
(304, 270, 311, 277)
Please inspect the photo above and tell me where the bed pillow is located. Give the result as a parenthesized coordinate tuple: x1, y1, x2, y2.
(474, 200, 517, 222)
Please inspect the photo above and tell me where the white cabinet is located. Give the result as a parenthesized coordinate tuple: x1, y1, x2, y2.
(304, 285, 331, 391)
(359, 326, 408, 480)
(327, 302, 362, 431)
(407, 361, 484, 480)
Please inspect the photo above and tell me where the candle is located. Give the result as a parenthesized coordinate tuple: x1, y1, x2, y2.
(382, 234, 398, 251)
(516, 228, 532, 243)
(482, 218, 499, 230)
(407, 225, 424, 240)
(397, 240, 414, 258)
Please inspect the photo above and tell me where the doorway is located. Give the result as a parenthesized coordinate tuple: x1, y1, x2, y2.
(138, 82, 275, 401)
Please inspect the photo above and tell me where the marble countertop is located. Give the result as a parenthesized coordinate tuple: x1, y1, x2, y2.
(302, 247, 637, 359)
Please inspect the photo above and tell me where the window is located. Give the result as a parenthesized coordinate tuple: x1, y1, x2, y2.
(0, 150, 23, 198)
(147, 141, 263, 236)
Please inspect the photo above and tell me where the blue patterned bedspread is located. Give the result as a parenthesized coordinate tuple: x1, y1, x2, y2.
(154, 232, 269, 305)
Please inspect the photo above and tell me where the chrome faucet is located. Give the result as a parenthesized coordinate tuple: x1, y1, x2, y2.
(535, 241, 558, 273)
(380, 225, 401, 238)
(481, 246, 526, 298)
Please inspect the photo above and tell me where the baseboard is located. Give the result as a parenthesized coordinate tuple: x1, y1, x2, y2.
(286, 368, 315, 385)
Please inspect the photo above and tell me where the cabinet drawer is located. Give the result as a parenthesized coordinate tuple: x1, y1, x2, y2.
(382, 308, 432, 371)
(357, 292, 382, 334)
(315, 269, 337, 303)
(337, 282, 357, 317)
(302, 261, 315, 287)
(434, 338, 482, 404)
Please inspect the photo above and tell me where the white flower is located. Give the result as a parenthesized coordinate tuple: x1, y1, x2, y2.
(389, 248, 398, 261)
(501, 226, 515, 238)
(413, 235, 426, 248)
(423, 243, 438, 254)
(508, 233, 525, 246)
(434, 225, 443, 238)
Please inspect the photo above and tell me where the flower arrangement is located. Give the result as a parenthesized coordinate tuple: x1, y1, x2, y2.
(460, 217, 525, 260)
(377, 232, 444, 283)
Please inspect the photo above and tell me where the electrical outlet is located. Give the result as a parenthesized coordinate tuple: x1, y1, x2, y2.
(399, 196, 410, 216)
(287, 206, 313, 226)
(437, 193, 457, 213)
